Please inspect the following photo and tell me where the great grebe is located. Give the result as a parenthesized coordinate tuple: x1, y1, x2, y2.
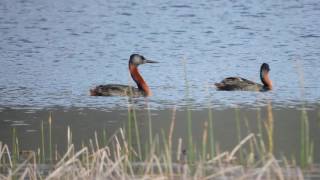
(90, 54, 158, 97)
(215, 63, 272, 91)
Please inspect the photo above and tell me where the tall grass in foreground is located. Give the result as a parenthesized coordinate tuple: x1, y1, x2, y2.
(0, 106, 318, 179)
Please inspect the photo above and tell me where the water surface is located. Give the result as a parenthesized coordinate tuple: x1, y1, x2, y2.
(0, 0, 319, 109)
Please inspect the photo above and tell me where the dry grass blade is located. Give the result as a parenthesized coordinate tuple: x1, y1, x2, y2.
(270, 158, 285, 180)
(204, 166, 243, 180)
(55, 144, 75, 168)
(227, 133, 254, 161)
(176, 138, 182, 162)
(0, 144, 13, 168)
(105, 155, 126, 177)
(19, 165, 38, 180)
(152, 154, 164, 176)
(256, 156, 276, 180)
(119, 128, 129, 155)
(46, 147, 88, 179)
(9, 151, 36, 177)
(206, 152, 228, 164)
(168, 106, 176, 150)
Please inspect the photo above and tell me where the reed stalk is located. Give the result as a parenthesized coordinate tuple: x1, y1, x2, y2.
(12, 128, 17, 167)
(182, 58, 194, 163)
(205, 84, 215, 159)
(235, 108, 244, 164)
(127, 104, 133, 160)
(49, 112, 52, 162)
(265, 102, 274, 154)
(132, 106, 142, 160)
(41, 120, 45, 163)
(202, 121, 208, 161)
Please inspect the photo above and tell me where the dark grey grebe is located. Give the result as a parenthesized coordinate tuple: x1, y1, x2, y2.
(90, 54, 158, 97)
(215, 63, 273, 91)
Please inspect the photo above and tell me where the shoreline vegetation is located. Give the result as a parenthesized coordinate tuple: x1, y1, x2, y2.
(0, 103, 319, 179)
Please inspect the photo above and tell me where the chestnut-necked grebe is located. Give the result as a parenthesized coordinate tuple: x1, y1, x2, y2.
(215, 63, 272, 91)
(90, 54, 158, 97)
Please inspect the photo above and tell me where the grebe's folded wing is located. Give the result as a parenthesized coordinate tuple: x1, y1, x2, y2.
(90, 84, 145, 96)
(215, 77, 260, 91)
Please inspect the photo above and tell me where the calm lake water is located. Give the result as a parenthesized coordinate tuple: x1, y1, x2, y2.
(0, 0, 320, 109)
(0, 0, 320, 164)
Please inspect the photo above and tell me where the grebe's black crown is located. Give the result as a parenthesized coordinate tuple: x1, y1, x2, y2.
(129, 54, 145, 65)
(261, 63, 270, 72)
(129, 54, 158, 66)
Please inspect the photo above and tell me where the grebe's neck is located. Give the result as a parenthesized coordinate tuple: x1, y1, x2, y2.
(260, 71, 273, 90)
(129, 64, 152, 96)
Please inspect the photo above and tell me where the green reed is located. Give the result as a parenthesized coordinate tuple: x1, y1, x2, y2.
(41, 120, 45, 163)
(266, 103, 274, 154)
(300, 105, 314, 168)
(127, 103, 133, 160)
(102, 128, 107, 147)
(317, 107, 320, 127)
(146, 102, 153, 153)
(132, 107, 142, 160)
(11, 128, 17, 167)
(182, 58, 194, 163)
(244, 117, 255, 165)
(126, 100, 142, 161)
(255, 107, 266, 162)
(201, 121, 208, 161)
(205, 85, 215, 159)
(161, 129, 173, 176)
(49, 112, 52, 162)
(294, 58, 314, 167)
(235, 108, 244, 164)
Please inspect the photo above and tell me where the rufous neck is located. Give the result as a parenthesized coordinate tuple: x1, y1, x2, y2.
(129, 64, 152, 96)
(261, 72, 273, 90)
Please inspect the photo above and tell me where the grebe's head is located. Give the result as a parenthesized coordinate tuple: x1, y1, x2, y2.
(260, 63, 270, 77)
(260, 63, 270, 72)
(129, 54, 158, 66)
(260, 63, 273, 89)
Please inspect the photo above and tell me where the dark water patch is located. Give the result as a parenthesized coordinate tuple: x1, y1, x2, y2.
(177, 14, 196, 18)
(3, 21, 18, 25)
(38, 17, 47, 22)
(119, 12, 132, 16)
(284, 5, 304, 10)
(204, 30, 213, 34)
(300, 34, 320, 38)
(227, 43, 242, 47)
(170, 5, 192, 9)
(24, 25, 36, 29)
(40, 27, 50, 31)
(234, 26, 250, 30)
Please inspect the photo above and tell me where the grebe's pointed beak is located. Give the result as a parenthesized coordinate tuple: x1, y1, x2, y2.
(144, 59, 159, 63)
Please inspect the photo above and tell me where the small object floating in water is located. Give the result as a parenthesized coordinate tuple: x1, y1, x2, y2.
(90, 54, 158, 97)
(215, 63, 273, 91)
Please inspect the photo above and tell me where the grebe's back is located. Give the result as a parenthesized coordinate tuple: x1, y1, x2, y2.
(215, 77, 264, 91)
(90, 84, 146, 97)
